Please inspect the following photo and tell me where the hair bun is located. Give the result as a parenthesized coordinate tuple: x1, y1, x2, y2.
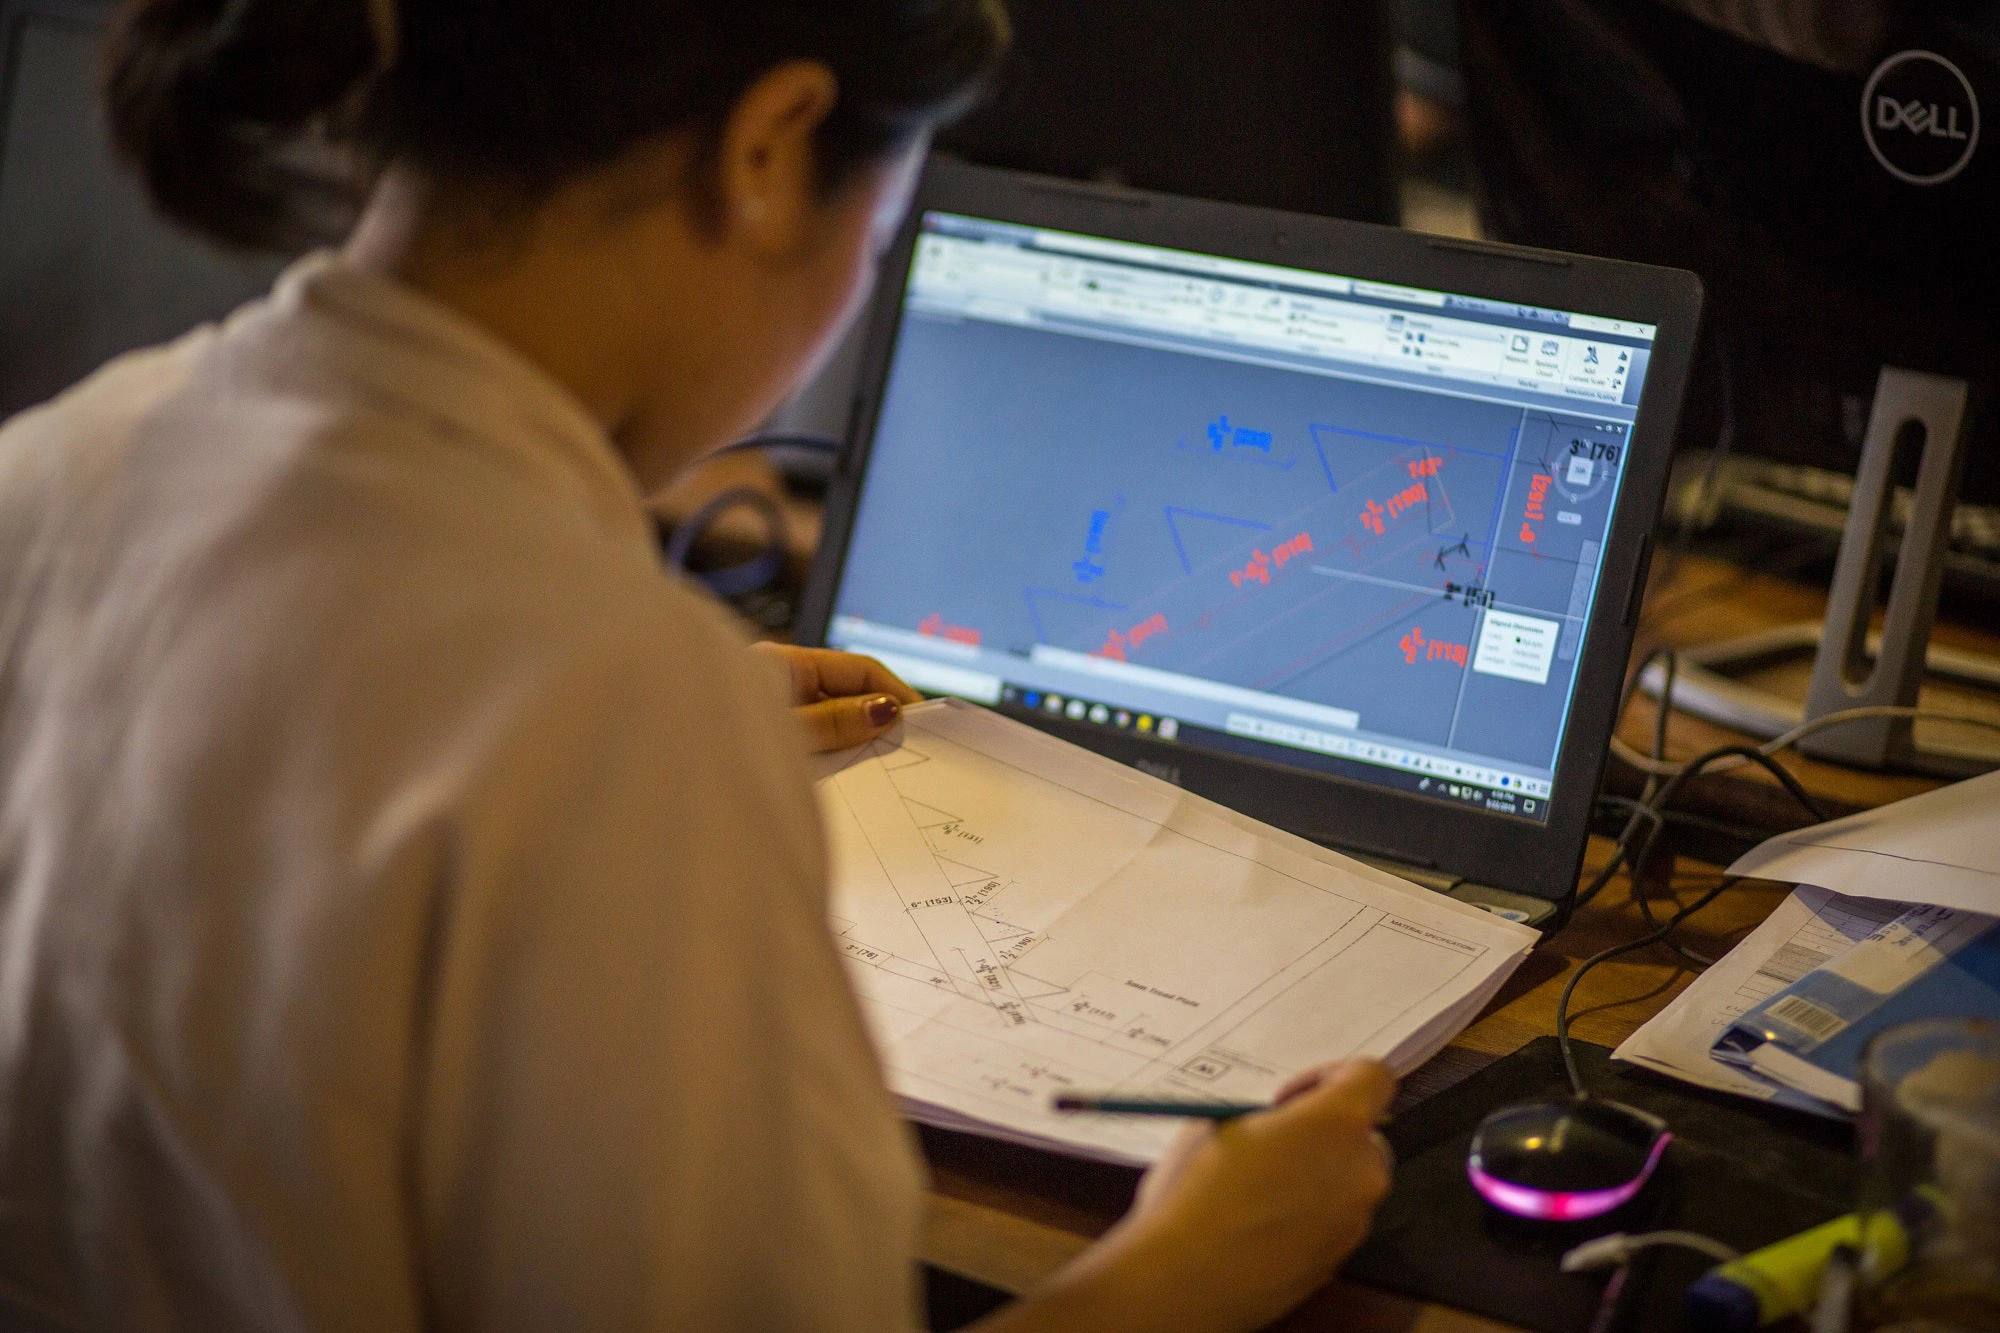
(103, 0, 380, 250)
(101, 0, 1009, 253)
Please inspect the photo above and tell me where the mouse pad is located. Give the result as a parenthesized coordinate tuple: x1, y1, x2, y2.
(1342, 1037, 1857, 1333)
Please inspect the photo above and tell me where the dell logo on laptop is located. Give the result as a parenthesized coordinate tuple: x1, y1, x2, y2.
(1862, 50, 1981, 185)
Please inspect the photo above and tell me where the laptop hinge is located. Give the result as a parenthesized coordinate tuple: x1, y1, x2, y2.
(1447, 881, 1558, 928)
(1347, 853, 1459, 895)
(1348, 855, 1558, 929)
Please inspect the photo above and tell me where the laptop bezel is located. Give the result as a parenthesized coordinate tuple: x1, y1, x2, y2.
(796, 157, 1703, 924)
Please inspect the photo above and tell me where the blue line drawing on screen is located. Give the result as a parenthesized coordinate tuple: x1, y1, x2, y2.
(1163, 506, 1273, 576)
(1024, 587, 1128, 643)
(1307, 424, 1344, 492)
(1176, 418, 1297, 470)
(1207, 415, 1274, 454)
(1072, 506, 1116, 584)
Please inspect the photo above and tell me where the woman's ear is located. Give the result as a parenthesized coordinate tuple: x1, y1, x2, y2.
(715, 60, 841, 261)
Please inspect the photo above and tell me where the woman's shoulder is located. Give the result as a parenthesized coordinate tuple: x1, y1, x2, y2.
(0, 328, 214, 486)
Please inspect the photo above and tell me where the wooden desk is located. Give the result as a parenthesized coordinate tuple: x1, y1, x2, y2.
(912, 550, 2000, 1332)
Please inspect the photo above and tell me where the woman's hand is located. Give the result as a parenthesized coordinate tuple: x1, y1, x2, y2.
(749, 643, 924, 753)
(975, 1060, 1397, 1333)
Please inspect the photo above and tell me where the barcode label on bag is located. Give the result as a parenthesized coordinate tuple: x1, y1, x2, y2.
(1766, 994, 1850, 1043)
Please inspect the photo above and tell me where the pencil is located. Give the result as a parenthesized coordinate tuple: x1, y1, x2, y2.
(1051, 1094, 1268, 1120)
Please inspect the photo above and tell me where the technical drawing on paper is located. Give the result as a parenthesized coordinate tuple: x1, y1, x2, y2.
(815, 701, 1535, 1163)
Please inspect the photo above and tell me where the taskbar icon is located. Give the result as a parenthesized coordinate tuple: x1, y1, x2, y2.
(1000, 686, 1180, 742)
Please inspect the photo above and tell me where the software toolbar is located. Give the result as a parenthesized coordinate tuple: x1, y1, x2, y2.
(910, 228, 1647, 408)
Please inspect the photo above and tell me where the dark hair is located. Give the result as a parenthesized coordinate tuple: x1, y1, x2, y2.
(103, 0, 1009, 251)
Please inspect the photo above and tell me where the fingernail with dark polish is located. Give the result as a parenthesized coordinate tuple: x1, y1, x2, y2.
(866, 695, 901, 727)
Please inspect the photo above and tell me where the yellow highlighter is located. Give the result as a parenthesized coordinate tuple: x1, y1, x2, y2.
(1685, 1208, 1923, 1330)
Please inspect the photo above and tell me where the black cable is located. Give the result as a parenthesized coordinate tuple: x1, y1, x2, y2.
(1641, 744, 1832, 837)
(661, 486, 788, 598)
(1635, 651, 1689, 959)
(1557, 875, 1740, 1098)
(1574, 647, 1681, 909)
(1614, 644, 1671, 727)
(1594, 795, 1775, 850)
(1558, 742, 1833, 1098)
(1572, 823, 1639, 910)
(1621, 743, 1826, 950)
(1592, 794, 1663, 833)
(659, 433, 840, 598)
(1620, 741, 1830, 902)
(1629, 649, 1722, 968)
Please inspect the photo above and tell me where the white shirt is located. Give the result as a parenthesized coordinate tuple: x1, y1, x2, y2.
(0, 257, 923, 1331)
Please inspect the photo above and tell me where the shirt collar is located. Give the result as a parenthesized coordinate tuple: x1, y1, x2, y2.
(259, 252, 655, 551)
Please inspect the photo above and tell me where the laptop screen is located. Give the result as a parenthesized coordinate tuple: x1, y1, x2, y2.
(823, 211, 1661, 824)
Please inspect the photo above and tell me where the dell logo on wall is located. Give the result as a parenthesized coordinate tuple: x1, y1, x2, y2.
(1862, 50, 1981, 185)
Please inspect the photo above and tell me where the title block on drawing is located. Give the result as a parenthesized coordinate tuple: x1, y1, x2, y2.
(1473, 610, 1560, 686)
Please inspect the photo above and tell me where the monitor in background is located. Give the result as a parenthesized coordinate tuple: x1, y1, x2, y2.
(938, 0, 1401, 225)
(770, 2, 1406, 480)
(1459, 0, 1999, 540)
(820, 210, 1660, 831)
(0, 0, 283, 422)
(1459, 0, 2000, 773)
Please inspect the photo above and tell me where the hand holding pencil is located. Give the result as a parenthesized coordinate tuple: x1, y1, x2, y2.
(984, 1061, 1396, 1333)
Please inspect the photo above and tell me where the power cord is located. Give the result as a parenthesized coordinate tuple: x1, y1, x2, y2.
(1563, 1230, 1741, 1271)
(1564, 1229, 1744, 1333)
(1622, 744, 1827, 969)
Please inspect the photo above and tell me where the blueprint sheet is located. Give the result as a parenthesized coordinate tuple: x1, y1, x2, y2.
(815, 700, 1537, 1165)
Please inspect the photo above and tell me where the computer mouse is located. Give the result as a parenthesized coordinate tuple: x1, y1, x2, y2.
(1466, 1098, 1672, 1221)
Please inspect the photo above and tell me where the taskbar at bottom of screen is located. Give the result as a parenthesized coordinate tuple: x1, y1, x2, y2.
(994, 684, 1552, 823)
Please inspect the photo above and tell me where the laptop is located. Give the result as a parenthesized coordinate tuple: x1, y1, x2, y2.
(796, 159, 1703, 929)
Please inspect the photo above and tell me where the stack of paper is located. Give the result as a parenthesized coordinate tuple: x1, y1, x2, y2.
(1616, 768, 2000, 1113)
(815, 700, 1538, 1166)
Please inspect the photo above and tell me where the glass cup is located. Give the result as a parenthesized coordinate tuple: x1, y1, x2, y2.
(1856, 1018, 2000, 1333)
